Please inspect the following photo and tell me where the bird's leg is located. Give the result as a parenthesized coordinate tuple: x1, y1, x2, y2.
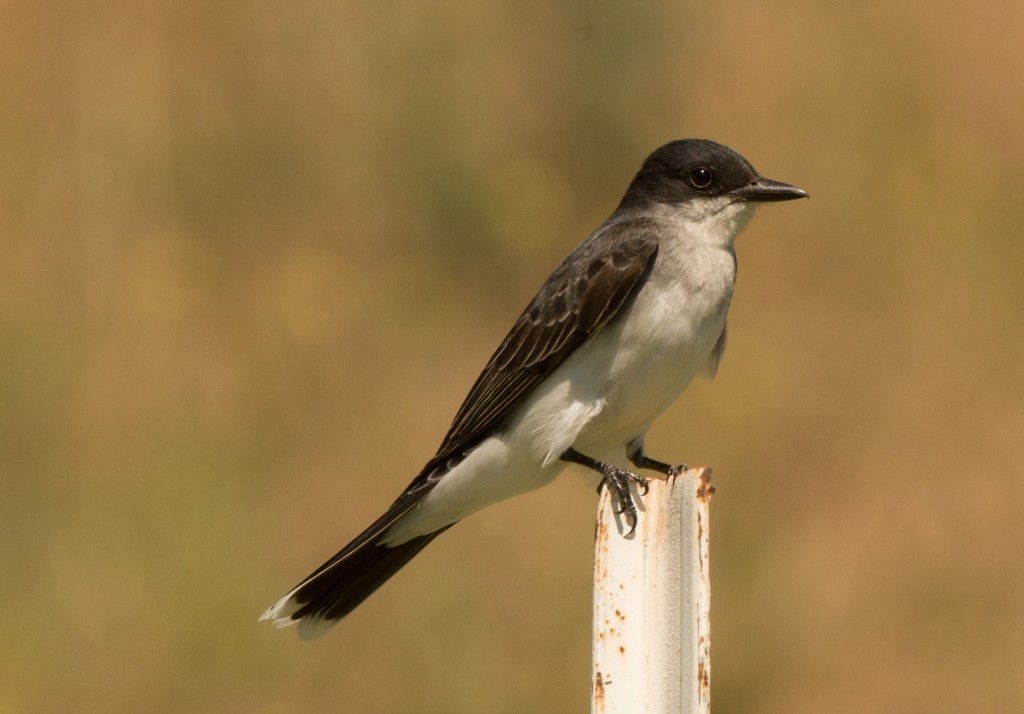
(626, 438, 688, 477)
(560, 447, 648, 537)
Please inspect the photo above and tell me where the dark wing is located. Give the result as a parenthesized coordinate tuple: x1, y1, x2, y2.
(417, 217, 661, 479)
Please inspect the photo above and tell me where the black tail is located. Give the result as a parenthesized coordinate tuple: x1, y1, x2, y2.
(261, 489, 451, 639)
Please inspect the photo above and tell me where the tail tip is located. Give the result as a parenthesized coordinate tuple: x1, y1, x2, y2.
(259, 596, 299, 628)
(259, 598, 338, 639)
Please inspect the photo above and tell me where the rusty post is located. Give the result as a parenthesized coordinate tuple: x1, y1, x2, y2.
(591, 468, 713, 714)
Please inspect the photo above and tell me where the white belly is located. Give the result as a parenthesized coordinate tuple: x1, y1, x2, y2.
(514, 250, 733, 465)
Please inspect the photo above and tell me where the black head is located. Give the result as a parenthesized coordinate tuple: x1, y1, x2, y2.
(618, 139, 807, 210)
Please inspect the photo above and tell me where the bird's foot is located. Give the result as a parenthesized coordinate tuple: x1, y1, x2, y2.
(665, 462, 688, 477)
(600, 466, 648, 537)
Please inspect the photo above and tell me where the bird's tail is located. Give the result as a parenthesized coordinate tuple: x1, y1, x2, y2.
(260, 493, 451, 640)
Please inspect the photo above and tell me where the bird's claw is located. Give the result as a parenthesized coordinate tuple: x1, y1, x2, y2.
(601, 467, 648, 537)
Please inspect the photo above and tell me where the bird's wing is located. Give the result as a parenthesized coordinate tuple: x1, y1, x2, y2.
(415, 217, 661, 482)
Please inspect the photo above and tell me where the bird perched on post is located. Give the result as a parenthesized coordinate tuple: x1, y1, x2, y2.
(261, 139, 808, 639)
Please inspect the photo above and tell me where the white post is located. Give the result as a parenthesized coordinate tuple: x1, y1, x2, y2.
(591, 468, 713, 714)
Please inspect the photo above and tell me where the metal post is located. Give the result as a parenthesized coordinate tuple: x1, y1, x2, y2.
(591, 469, 713, 714)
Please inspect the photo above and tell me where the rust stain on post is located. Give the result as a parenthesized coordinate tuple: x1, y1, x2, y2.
(696, 468, 715, 502)
(697, 510, 705, 569)
(593, 670, 606, 712)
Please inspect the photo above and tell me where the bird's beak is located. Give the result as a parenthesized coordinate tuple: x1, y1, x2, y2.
(731, 178, 809, 203)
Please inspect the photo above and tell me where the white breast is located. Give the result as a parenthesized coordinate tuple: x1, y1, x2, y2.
(512, 203, 746, 465)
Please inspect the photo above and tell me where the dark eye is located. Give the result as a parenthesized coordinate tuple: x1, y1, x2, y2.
(688, 167, 713, 189)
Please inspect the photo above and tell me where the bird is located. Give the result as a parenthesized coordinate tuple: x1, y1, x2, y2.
(260, 139, 808, 639)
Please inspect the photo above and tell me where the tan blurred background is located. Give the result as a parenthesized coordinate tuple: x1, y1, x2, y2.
(2, 1, 1023, 712)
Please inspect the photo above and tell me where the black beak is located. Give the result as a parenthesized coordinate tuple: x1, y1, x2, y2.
(731, 177, 809, 203)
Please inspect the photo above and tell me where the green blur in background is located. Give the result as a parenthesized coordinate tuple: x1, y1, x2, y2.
(2, 1, 1023, 712)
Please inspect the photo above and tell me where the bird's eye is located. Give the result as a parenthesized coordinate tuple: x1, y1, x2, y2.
(688, 167, 714, 189)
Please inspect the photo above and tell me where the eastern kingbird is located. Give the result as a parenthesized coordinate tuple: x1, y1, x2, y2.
(261, 139, 807, 639)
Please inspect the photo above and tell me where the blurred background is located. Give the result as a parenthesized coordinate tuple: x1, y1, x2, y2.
(2, 1, 1023, 711)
